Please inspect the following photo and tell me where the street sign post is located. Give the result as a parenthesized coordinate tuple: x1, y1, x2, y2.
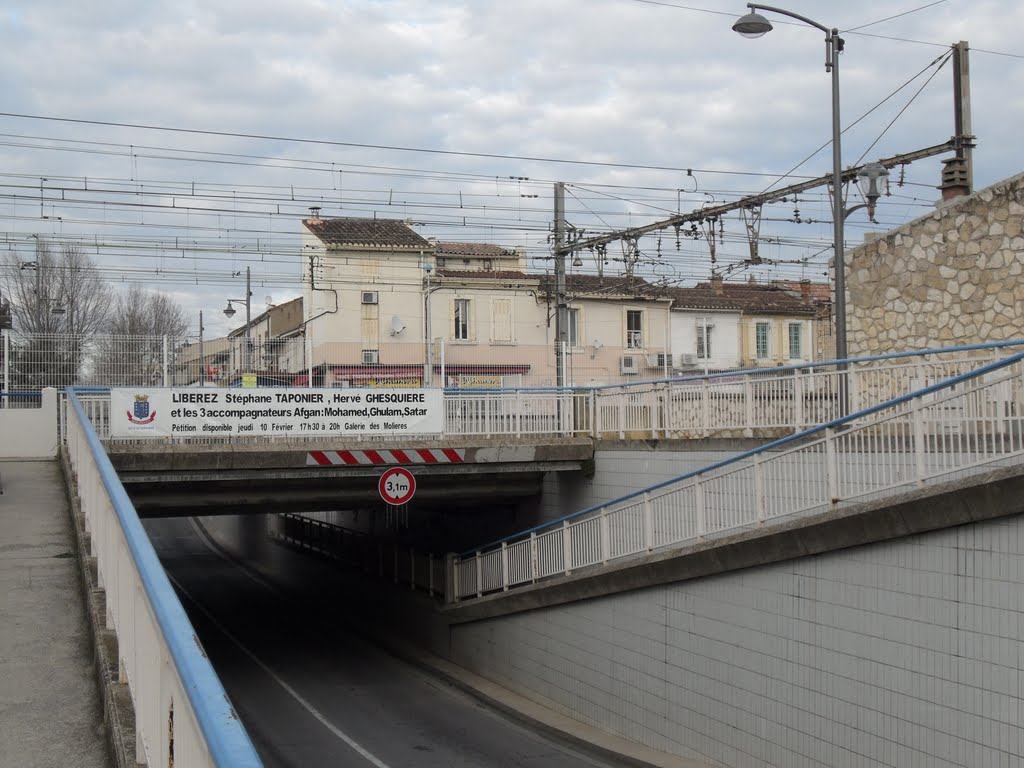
(378, 466, 416, 506)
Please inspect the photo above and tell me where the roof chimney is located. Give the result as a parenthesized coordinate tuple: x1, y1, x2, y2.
(308, 206, 321, 221)
(800, 279, 811, 304)
(939, 157, 970, 203)
(710, 273, 724, 295)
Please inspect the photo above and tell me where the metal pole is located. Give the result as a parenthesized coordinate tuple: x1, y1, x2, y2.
(245, 266, 252, 373)
(953, 41, 973, 192)
(424, 266, 433, 386)
(554, 182, 567, 389)
(35, 259, 41, 329)
(828, 28, 849, 414)
(199, 310, 205, 387)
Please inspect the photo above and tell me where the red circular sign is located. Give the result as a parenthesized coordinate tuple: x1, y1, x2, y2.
(378, 467, 416, 505)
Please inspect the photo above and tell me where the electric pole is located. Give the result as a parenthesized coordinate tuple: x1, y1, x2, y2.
(554, 182, 568, 389)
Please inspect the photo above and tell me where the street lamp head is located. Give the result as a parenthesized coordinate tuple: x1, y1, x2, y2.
(857, 162, 890, 217)
(223, 301, 236, 319)
(732, 11, 773, 38)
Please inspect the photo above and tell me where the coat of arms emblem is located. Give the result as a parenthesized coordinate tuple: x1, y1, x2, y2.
(127, 394, 157, 425)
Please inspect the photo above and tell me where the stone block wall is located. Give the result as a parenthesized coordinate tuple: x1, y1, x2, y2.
(847, 171, 1024, 355)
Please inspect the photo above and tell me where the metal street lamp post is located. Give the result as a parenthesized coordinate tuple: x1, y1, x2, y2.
(734, 4, 888, 413)
(734, 4, 849, 362)
(223, 266, 252, 375)
(423, 262, 433, 386)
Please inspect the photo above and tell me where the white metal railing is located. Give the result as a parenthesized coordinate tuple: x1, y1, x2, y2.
(59, 340, 1024, 444)
(450, 351, 1024, 601)
(267, 514, 449, 599)
(64, 390, 263, 767)
(591, 341, 1024, 439)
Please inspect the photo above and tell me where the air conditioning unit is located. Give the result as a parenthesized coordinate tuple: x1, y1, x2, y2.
(646, 353, 673, 368)
(362, 349, 379, 365)
(361, 291, 379, 305)
(677, 353, 698, 367)
(620, 354, 640, 374)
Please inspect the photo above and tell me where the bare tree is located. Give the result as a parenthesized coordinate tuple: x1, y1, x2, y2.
(0, 238, 112, 334)
(93, 285, 190, 384)
(0, 239, 113, 390)
(106, 284, 189, 338)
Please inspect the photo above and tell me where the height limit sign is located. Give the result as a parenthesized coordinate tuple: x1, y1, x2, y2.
(378, 467, 416, 506)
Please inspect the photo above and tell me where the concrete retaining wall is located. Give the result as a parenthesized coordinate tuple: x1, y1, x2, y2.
(0, 388, 59, 459)
(448, 509, 1024, 767)
(536, 441, 768, 525)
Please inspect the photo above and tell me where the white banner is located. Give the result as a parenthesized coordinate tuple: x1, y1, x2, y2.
(110, 388, 444, 438)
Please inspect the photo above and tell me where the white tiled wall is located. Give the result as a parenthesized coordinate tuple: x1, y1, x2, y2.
(450, 514, 1024, 767)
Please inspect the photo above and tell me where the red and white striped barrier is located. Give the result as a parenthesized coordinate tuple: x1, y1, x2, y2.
(306, 448, 465, 466)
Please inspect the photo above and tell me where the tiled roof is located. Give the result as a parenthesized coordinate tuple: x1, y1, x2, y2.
(658, 287, 746, 312)
(773, 280, 833, 302)
(691, 281, 817, 316)
(303, 217, 431, 249)
(436, 269, 534, 281)
(436, 242, 517, 258)
(539, 273, 657, 297)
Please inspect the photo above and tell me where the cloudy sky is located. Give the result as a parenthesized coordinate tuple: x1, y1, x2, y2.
(0, 0, 1021, 335)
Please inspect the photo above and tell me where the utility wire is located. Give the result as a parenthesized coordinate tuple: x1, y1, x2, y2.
(0, 111, 783, 177)
(842, 1, 948, 33)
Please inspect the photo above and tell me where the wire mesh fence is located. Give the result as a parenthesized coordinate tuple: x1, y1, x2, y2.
(2, 330, 679, 393)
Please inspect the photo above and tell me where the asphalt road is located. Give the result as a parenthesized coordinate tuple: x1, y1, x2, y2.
(145, 517, 619, 768)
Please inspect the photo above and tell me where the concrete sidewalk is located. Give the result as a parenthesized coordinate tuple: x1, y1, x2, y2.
(0, 460, 109, 768)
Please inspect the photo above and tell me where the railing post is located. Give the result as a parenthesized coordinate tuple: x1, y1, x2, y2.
(2, 329, 9, 405)
(753, 455, 766, 526)
(590, 389, 598, 438)
(825, 427, 840, 504)
(501, 541, 509, 591)
(643, 492, 654, 552)
(912, 397, 928, 487)
(661, 381, 672, 438)
(849, 361, 863, 414)
(562, 520, 572, 576)
(515, 390, 522, 437)
(305, 334, 313, 385)
(743, 374, 754, 437)
(475, 551, 483, 598)
(700, 378, 710, 438)
(428, 553, 435, 598)
(600, 509, 610, 565)
(793, 372, 805, 432)
(530, 532, 539, 582)
(695, 478, 706, 540)
(617, 390, 626, 440)
(445, 553, 457, 604)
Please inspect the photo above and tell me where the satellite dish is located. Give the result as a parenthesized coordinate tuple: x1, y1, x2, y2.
(265, 295, 274, 307)
(390, 315, 406, 335)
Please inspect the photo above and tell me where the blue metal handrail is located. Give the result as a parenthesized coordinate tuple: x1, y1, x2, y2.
(459, 349, 1024, 557)
(66, 388, 263, 767)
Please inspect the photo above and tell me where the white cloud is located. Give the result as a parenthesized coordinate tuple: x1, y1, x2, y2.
(0, 0, 1020, 336)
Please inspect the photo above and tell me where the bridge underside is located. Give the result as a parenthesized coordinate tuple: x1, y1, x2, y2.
(105, 437, 593, 517)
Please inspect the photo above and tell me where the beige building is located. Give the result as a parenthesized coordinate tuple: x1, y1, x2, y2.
(686, 277, 819, 367)
(846, 170, 1024, 355)
(299, 216, 673, 387)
